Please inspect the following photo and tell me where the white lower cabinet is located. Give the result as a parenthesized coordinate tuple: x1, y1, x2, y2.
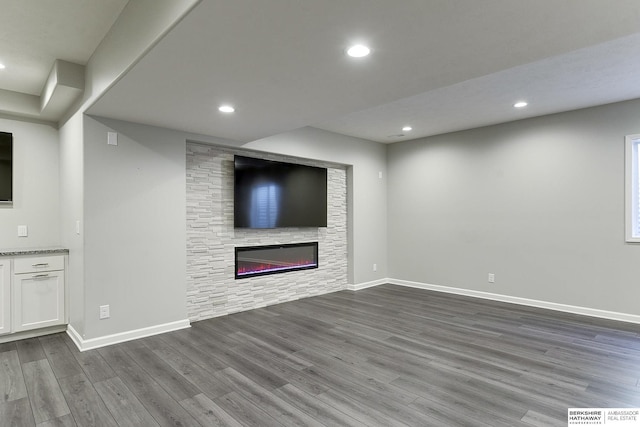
(0, 260, 10, 335)
(0, 253, 67, 338)
(12, 270, 65, 332)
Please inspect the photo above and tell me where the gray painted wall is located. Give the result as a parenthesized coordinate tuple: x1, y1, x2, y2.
(81, 116, 188, 340)
(59, 113, 85, 336)
(57, 1, 200, 340)
(387, 98, 640, 316)
(0, 117, 60, 249)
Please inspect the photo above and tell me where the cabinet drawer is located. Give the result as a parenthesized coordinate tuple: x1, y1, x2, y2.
(13, 256, 64, 274)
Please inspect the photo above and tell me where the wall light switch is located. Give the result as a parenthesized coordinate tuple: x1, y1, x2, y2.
(17, 225, 28, 237)
(378, 171, 383, 179)
(488, 273, 495, 283)
(107, 131, 118, 146)
(75, 220, 81, 235)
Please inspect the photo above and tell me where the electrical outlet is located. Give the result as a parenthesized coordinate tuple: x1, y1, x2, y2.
(373, 263, 377, 272)
(488, 273, 495, 283)
(17, 225, 28, 237)
(99, 305, 110, 319)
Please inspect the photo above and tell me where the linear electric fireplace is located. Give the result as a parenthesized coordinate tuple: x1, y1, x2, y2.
(235, 242, 318, 279)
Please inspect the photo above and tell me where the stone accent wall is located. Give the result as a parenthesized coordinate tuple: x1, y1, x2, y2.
(186, 143, 348, 321)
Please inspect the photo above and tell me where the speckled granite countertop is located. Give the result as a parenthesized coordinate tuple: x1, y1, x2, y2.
(0, 248, 69, 257)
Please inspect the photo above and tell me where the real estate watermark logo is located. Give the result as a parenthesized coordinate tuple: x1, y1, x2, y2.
(568, 408, 640, 425)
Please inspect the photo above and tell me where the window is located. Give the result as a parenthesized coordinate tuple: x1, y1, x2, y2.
(625, 134, 640, 242)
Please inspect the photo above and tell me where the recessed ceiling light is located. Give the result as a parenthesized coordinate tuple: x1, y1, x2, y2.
(514, 101, 528, 108)
(0, 63, 5, 70)
(346, 44, 370, 58)
(402, 126, 412, 132)
(218, 105, 235, 113)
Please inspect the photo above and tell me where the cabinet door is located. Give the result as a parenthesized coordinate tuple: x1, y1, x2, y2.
(12, 271, 65, 332)
(0, 261, 9, 335)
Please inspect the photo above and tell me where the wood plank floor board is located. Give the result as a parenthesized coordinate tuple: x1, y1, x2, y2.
(382, 334, 525, 384)
(21, 359, 70, 424)
(182, 321, 245, 349)
(261, 326, 360, 364)
(195, 341, 289, 391)
(1, 284, 638, 425)
(150, 345, 234, 400)
(58, 331, 117, 384)
(228, 340, 323, 389)
(36, 413, 77, 427)
(410, 331, 568, 380)
(316, 388, 410, 427)
(40, 335, 85, 380)
(179, 393, 243, 427)
(219, 367, 325, 427)
(221, 316, 305, 355)
(230, 331, 313, 370)
(296, 359, 439, 426)
(93, 376, 160, 427)
(521, 409, 565, 427)
(97, 345, 201, 427)
(273, 383, 368, 427)
(0, 349, 27, 402)
(394, 367, 530, 421)
(594, 332, 640, 347)
(296, 347, 400, 385)
(298, 346, 421, 405)
(570, 337, 640, 360)
(409, 395, 527, 427)
(431, 360, 597, 419)
(468, 331, 552, 357)
(333, 318, 395, 341)
(540, 348, 638, 387)
(584, 380, 640, 406)
(16, 338, 46, 364)
(245, 355, 329, 397)
(68, 349, 116, 385)
(0, 396, 36, 427)
(299, 362, 419, 414)
(120, 340, 201, 402)
(214, 391, 284, 427)
(0, 341, 17, 354)
(57, 372, 119, 427)
(155, 331, 230, 373)
(232, 338, 313, 374)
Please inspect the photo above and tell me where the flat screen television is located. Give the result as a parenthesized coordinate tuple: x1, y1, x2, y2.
(234, 155, 327, 228)
(0, 132, 12, 203)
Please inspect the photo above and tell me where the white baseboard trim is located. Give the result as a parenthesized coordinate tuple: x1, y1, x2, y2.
(387, 278, 640, 325)
(67, 319, 191, 352)
(0, 325, 67, 344)
(348, 278, 390, 291)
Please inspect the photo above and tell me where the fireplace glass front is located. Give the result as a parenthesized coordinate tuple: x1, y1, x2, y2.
(235, 242, 318, 279)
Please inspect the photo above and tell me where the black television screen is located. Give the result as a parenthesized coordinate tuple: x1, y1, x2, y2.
(0, 132, 12, 203)
(234, 155, 327, 228)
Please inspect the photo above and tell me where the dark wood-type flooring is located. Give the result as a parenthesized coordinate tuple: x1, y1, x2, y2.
(1, 284, 639, 426)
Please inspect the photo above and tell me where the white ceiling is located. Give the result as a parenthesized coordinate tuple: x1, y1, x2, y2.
(0, 0, 128, 96)
(3, 1, 640, 144)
